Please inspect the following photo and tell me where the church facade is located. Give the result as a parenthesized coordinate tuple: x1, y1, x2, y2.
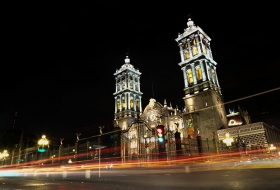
(113, 19, 280, 163)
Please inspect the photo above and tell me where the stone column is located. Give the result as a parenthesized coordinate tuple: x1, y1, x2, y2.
(128, 93, 130, 109)
(205, 61, 211, 81)
(195, 35, 202, 54)
(139, 97, 142, 113)
(115, 78, 117, 92)
(138, 78, 141, 92)
(120, 95, 122, 111)
(199, 60, 206, 81)
(133, 95, 136, 111)
(213, 67, 220, 87)
(182, 67, 188, 88)
(179, 43, 184, 62)
(200, 35, 206, 54)
(114, 97, 117, 113)
(187, 39, 193, 58)
(208, 42, 213, 58)
(133, 75, 136, 91)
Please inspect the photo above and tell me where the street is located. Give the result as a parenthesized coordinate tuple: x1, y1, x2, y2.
(1, 160, 280, 189)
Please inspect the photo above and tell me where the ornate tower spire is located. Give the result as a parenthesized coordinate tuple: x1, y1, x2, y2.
(175, 18, 221, 95)
(175, 18, 228, 139)
(113, 55, 143, 129)
(164, 99, 167, 107)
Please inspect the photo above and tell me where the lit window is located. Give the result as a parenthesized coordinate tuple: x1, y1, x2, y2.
(117, 100, 120, 111)
(192, 46, 198, 55)
(196, 67, 202, 80)
(193, 39, 196, 45)
(187, 70, 194, 84)
(185, 51, 190, 59)
(136, 100, 140, 111)
(122, 97, 126, 109)
(130, 97, 134, 108)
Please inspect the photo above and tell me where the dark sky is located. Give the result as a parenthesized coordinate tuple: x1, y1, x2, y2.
(1, 3, 280, 141)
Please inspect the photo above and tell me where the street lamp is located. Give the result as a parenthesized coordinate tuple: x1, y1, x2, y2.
(89, 146, 92, 160)
(38, 135, 49, 159)
(0, 150, 9, 165)
(223, 133, 234, 158)
(223, 133, 233, 147)
(269, 144, 276, 155)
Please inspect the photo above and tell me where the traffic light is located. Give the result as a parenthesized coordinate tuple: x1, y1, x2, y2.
(156, 125, 165, 143)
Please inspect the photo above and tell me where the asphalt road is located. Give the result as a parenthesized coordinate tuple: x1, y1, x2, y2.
(0, 162, 280, 189)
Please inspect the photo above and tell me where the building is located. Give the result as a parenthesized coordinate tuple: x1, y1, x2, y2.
(113, 18, 280, 163)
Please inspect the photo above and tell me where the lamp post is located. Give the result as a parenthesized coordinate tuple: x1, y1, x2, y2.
(73, 149, 76, 159)
(269, 144, 276, 156)
(144, 136, 150, 164)
(223, 133, 233, 159)
(38, 135, 49, 160)
(89, 146, 92, 160)
(95, 145, 106, 177)
(187, 135, 191, 156)
(86, 140, 90, 160)
(0, 150, 9, 166)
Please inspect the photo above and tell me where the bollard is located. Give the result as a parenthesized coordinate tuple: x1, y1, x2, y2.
(85, 170, 90, 179)
(185, 166, 190, 173)
(62, 171, 67, 179)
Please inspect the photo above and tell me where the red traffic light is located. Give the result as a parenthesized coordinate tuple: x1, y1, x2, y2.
(157, 128, 162, 133)
(156, 125, 165, 143)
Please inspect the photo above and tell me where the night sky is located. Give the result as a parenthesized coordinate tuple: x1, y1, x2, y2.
(1, 3, 280, 141)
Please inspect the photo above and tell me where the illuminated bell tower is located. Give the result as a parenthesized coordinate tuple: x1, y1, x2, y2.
(175, 18, 228, 139)
(113, 56, 143, 130)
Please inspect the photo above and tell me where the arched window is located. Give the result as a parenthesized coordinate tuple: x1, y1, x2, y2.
(130, 97, 134, 109)
(122, 96, 126, 109)
(187, 70, 194, 84)
(136, 99, 140, 111)
(184, 43, 188, 49)
(185, 51, 190, 59)
(196, 67, 202, 80)
(193, 39, 196, 45)
(117, 99, 120, 111)
(192, 39, 198, 55)
(192, 46, 198, 55)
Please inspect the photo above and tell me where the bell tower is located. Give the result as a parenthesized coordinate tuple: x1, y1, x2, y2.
(113, 56, 143, 130)
(175, 18, 228, 139)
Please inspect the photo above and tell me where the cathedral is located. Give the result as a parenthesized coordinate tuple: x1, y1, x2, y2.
(112, 19, 280, 162)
